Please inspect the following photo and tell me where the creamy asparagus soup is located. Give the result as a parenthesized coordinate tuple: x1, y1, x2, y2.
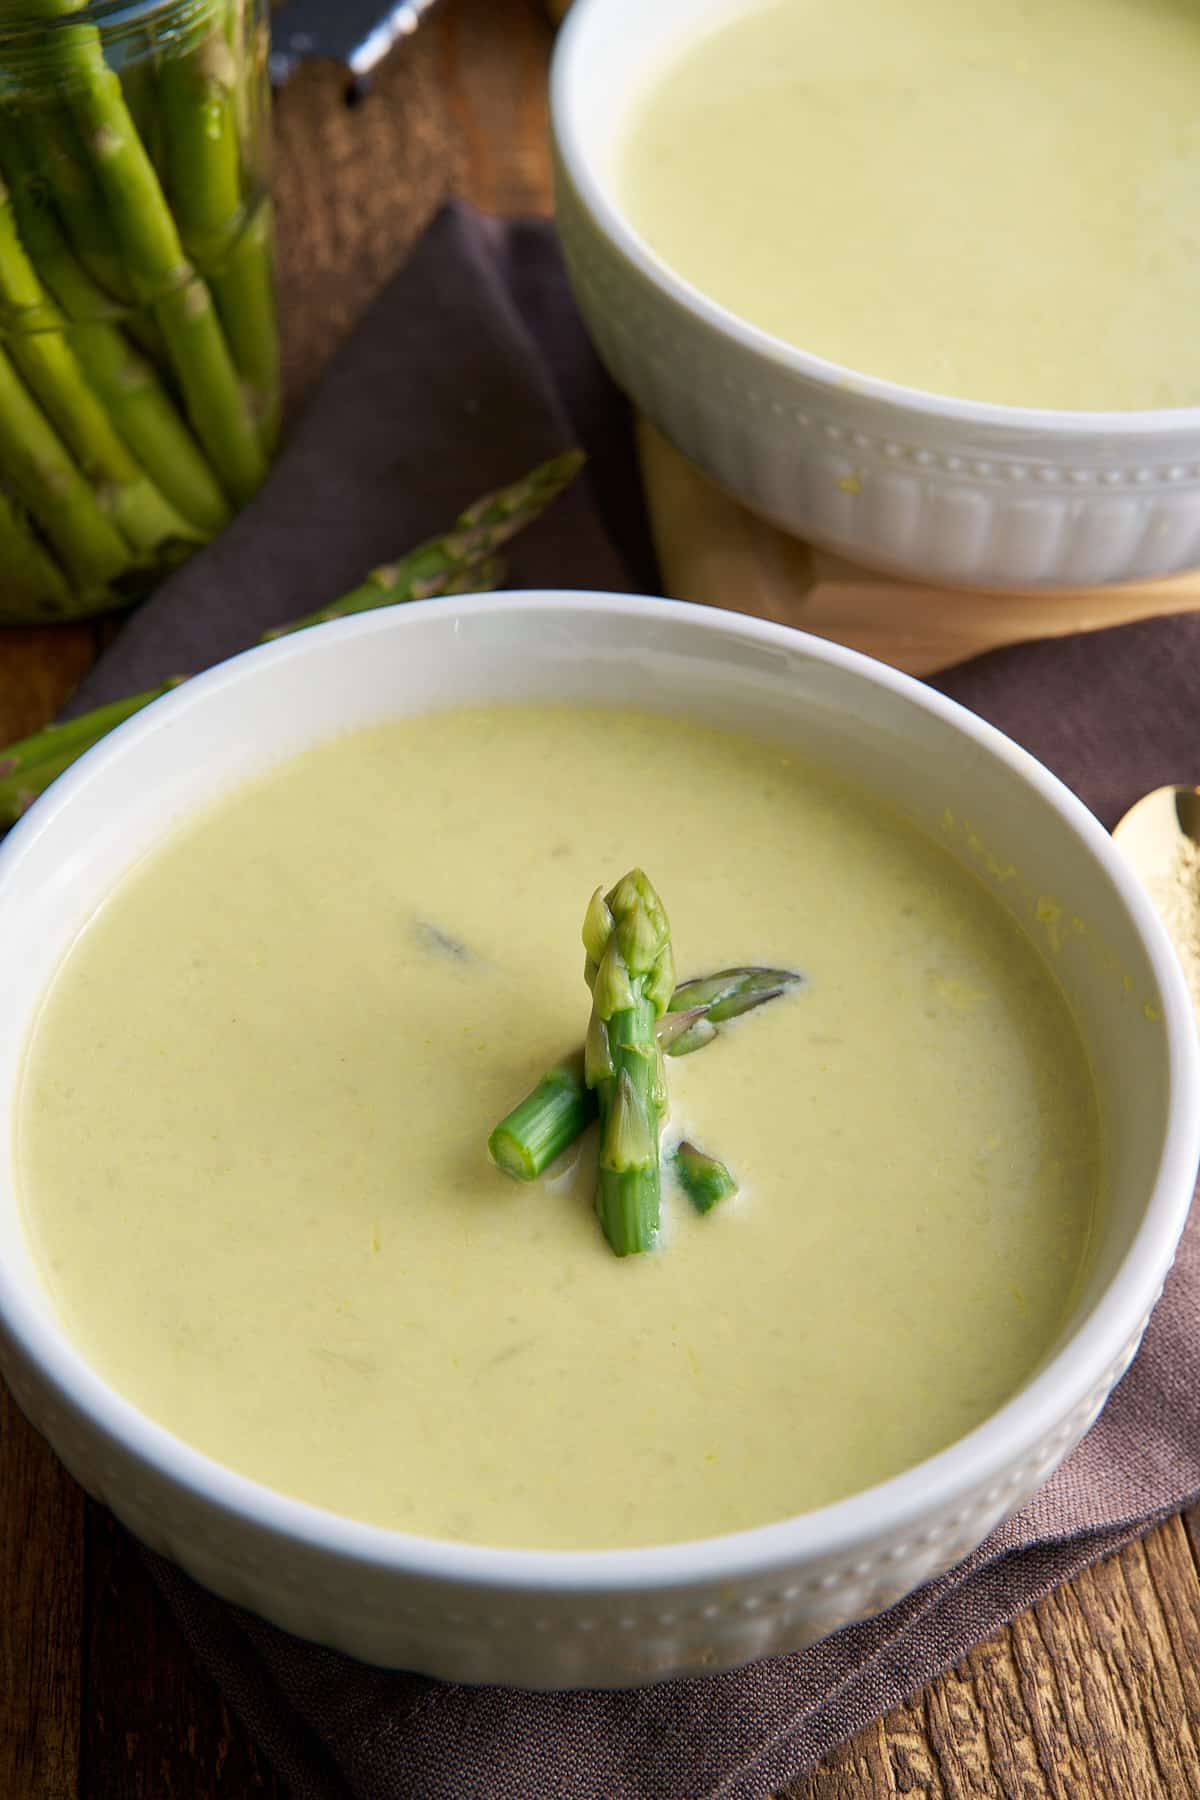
(17, 707, 1099, 1550)
(617, 0, 1200, 410)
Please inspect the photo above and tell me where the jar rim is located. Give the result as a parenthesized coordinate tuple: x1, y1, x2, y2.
(0, 0, 218, 54)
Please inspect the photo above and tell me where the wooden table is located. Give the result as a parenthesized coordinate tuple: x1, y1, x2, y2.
(3, 4, 1199, 1794)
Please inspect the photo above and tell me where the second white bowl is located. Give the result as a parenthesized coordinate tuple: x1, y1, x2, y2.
(551, 0, 1200, 591)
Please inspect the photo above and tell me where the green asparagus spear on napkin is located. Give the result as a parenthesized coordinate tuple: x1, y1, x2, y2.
(0, 449, 583, 826)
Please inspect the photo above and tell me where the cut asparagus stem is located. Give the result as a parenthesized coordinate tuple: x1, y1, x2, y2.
(583, 870, 675, 1257)
(0, 449, 582, 826)
(0, 485, 80, 621)
(487, 969, 800, 1181)
(0, 129, 232, 534)
(673, 1140, 738, 1214)
(488, 1054, 590, 1181)
(28, 1, 267, 502)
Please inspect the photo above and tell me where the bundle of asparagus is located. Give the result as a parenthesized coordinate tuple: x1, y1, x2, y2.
(0, 0, 275, 621)
(0, 449, 584, 824)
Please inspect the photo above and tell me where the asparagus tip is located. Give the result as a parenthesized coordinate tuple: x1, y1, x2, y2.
(674, 1140, 739, 1214)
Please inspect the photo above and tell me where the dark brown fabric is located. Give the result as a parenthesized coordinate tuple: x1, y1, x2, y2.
(68, 202, 1199, 1796)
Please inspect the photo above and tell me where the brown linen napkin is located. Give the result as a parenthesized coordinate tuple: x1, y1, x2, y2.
(60, 201, 1200, 1796)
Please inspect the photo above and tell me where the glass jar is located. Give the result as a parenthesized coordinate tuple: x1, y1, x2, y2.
(0, 0, 276, 622)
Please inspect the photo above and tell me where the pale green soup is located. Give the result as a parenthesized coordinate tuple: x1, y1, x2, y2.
(18, 708, 1099, 1548)
(617, 0, 1200, 410)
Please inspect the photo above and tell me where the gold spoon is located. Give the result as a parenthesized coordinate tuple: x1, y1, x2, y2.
(1112, 785, 1200, 1006)
(1113, 785, 1200, 884)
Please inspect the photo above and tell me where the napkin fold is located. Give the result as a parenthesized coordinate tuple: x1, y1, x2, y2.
(66, 202, 1200, 1798)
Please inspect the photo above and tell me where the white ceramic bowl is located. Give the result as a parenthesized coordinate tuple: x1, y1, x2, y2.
(0, 592, 1195, 1689)
(550, 0, 1200, 591)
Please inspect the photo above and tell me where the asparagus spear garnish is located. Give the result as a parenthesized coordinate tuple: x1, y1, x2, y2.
(583, 870, 675, 1257)
(673, 1140, 738, 1214)
(0, 450, 583, 828)
(488, 965, 801, 1181)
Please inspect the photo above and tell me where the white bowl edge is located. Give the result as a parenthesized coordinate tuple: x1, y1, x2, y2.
(0, 593, 1195, 1675)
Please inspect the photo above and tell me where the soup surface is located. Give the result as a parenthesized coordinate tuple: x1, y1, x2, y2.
(616, 0, 1200, 410)
(18, 707, 1098, 1549)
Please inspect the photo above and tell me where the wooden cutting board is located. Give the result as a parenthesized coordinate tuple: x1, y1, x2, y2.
(638, 420, 1200, 675)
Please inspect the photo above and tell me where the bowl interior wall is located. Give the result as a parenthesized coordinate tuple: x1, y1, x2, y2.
(0, 599, 1165, 1391)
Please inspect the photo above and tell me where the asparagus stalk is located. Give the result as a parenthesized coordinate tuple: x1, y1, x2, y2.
(0, 341, 133, 589)
(489, 1054, 590, 1182)
(488, 966, 800, 1180)
(0, 129, 232, 536)
(0, 548, 503, 825)
(583, 870, 676, 1257)
(21, 105, 131, 308)
(158, 7, 279, 448)
(226, 0, 270, 193)
(264, 449, 584, 638)
(0, 680, 188, 819)
(117, 33, 164, 181)
(157, 7, 241, 270)
(0, 682, 184, 785)
(0, 485, 79, 621)
(673, 1140, 738, 1214)
(208, 197, 278, 451)
(0, 450, 583, 827)
(0, 170, 198, 557)
(27, 1, 266, 504)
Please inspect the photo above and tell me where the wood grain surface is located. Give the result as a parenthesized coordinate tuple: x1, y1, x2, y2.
(1, 3, 1197, 1796)
(638, 420, 1200, 678)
